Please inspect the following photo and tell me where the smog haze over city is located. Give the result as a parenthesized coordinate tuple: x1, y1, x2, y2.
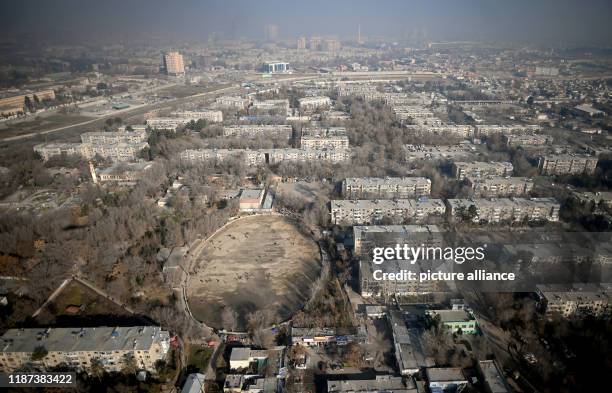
(2, 0, 612, 44)
(0, 1, 611, 392)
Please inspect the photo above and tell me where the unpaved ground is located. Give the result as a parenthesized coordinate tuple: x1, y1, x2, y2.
(186, 215, 321, 330)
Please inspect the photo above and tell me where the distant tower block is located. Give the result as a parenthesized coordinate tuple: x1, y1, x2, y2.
(89, 161, 98, 184)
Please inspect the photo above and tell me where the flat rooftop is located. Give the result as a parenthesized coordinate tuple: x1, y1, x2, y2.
(0, 326, 168, 353)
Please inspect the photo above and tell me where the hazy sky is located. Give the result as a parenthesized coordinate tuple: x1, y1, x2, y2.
(1, 0, 612, 45)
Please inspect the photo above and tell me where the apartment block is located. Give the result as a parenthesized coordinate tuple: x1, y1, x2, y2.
(536, 284, 611, 319)
(301, 127, 349, 149)
(251, 99, 290, 115)
(330, 199, 446, 225)
(475, 124, 542, 136)
(404, 144, 477, 161)
(466, 176, 534, 197)
(420, 125, 474, 138)
(163, 51, 185, 75)
(266, 148, 350, 163)
(393, 106, 435, 122)
(147, 117, 189, 131)
(451, 161, 514, 180)
(327, 375, 416, 393)
(223, 124, 292, 139)
(171, 110, 223, 123)
(34, 143, 88, 161)
(503, 134, 552, 147)
(388, 311, 432, 375)
(353, 225, 441, 254)
(298, 96, 331, 111)
(180, 148, 351, 166)
(179, 149, 266, 166)
(80, 130, 147, 145)
(342, 177, 431, 199)
(0, 326, 170, 373)
(216, 96, 250, 109)
(35, 141, 148, 162)
(572, 191, 612, 208)
(446, 197, 560, 223)
(538, 155, 598, 176)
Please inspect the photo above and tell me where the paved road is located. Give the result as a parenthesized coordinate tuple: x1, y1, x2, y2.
(0, 84, 238, 142)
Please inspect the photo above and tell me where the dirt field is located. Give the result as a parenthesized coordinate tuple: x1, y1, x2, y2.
(186, 215, 321, 330)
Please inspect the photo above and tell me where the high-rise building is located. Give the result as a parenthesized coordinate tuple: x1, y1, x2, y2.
(163, 51, 185, 75)
(297, 37, 307, 50)
(323, 38, 341, 54)
(308, 36, 322, 50)
(264, 24, 278, 41)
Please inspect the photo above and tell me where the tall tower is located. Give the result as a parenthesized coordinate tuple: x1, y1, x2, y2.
(264, 24, 279, 42)
(358, 25, 362, 45)
(163, 52, 185, 76)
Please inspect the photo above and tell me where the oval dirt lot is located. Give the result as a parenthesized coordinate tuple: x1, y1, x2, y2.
(186, 215, 321, 330)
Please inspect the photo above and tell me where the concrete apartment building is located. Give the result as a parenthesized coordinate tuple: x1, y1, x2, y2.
(147, 117, 188, 131)
(503, 134, 552, 147)
(180, 147, 351, 166)
(180, 149, 266, 166)
(251, 99, 290, 115)
(475, 124, 542, 136)
(389, 311, 432, 375)
(353, 225, 441, 254)
(572, 191, 612, 208)
(393, 106, 435, 122)
(35, 141, 148, 162)
(163, 51, 185, 75)
(536, 284, 611, 319)
(97, 162, 155, 184)
(451, 161, 514, 180)
(360, 258, 445, 298)
(342, 177, 431, 199)
(447, 197, 560, 223)
(420, 125, 474, 138)
(80, 130, 147, 145)
(223, 124, 293, 139)
(330, 199, 446, 225)
(538, 155, 598, 176)
(171, 110, 223, 123)
(466, 176, 534, 197)
(216, 96, 250, 110)
(478, 360, 511, 393)
(426, 368, 468, 393)
(266, 148, 351, 163)
(34, 143, 88, 161)
(404, 144, 477, 161)
(301, 127, 349, 149)
(0, 326, 170, 373)
(298, 96, 332, 111)
(327, 375, 417, 393)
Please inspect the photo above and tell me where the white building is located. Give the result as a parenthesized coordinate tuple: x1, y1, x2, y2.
(342, 177, 431, 199)
(298, 96, 332, 112)
(223, 124, 292, 139)
(301, 127, 349, 150)
(331, 199, 446, 225)
(0, 326, 170, 373)
(446, 197, 560, 223)
(452, 161, 514, 180)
